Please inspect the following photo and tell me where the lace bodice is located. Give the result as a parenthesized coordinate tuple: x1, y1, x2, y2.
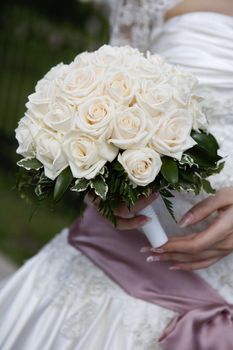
(93, 0, 182, 51)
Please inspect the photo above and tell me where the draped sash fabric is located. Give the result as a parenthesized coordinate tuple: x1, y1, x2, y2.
(68, 207, 233, 350)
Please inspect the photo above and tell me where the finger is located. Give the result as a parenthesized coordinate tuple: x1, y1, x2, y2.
(179, 188, 233, 228)
(114, 191, 158, 218)
(113, 201, 134, 218)
(214, 231, 233, 251)
(139, 233, 197, 253)
(159, 207, 233, 254)
(146, 249, 225, 263)
(169, 257, 222, 271)
(115, 215, 151, 230)
(85, 192, 101, 207)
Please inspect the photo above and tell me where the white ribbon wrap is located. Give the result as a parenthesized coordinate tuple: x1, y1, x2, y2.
(139, 204, 168, 248)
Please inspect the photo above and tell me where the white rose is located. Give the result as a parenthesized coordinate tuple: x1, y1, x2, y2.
(23, 108, 49, 131)
(171, 71, 197, 106)
(176, 70, 198, 90)
(61, 65, 102, 104)
(104, 71, 135, 106)
(131, 56, 166, 83)
(77, 96, 115, 137)
(44, 99, 76, 133)
(109, 106, 153, 149)
(118, 147, 162, 187)
(63, 131, 118, 179)
(189, 96, 208, 131)
(118, 46, 143, 67)
(27, 79, 58, 118)
(37, 63, 68, 88)
(72, 51, 94, 68)
(35, 130, 68, 180)
(172, 84, 191, 106)
(71, 51, 106, 77)
(92, 45, 126, 69)
(150, 109, 196, 160)
(118, 45, 141, 58)
(29, 64, 68, 117)
(136, 81, 172, 117)
(15, 116, 39, 157)
(146, 52, 165, 66)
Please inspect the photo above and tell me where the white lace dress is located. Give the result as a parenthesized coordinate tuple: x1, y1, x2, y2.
(0, 2, 233, 350)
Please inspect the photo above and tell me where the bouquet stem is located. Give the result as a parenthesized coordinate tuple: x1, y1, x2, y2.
(139, 204, 168, 248)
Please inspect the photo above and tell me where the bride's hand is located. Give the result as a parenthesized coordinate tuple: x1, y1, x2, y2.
(142, 187, 233, 270)
(85, 191, 158, 230)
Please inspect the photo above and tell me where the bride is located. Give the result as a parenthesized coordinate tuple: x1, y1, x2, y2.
(1, 0, 233, 349)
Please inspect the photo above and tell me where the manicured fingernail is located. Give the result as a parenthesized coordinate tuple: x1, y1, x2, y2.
(147, 255, 160, 263)
(169, 266, 181, 271)
(179, 212, 194, 228)
(140, 247, 151, 253)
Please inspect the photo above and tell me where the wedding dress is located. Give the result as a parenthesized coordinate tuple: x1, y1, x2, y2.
(1, 1, 233, 349)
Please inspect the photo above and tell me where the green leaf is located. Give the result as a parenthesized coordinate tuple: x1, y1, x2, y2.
(201, 179, 215, 194)
(178, 169, 202, 195)
(113, 160, 126, 174)
(180, 153, 196, 167)
(99, 200, 117, 226)
(34, 184, 51, 200)
(101, 166, 109, 178)
(161, 157, 179, 185)
(213, 161, 225, 174)
(141, 186, 153, 199)
(15, 167, 54, 209)
(71, 178, 90, 192)
(72, 191, 87, 218)
(160, 195, 176, 222)
(34, 172, 54, 200)
(160, 188, 174, 198)
(53, 167, 73, 202)
(191, 131, 219, 159)
(185, 147, 217, 168)
(35, 184, 43, 197)
(17, 157, 43, 171)
(127, 185, 138, 205)
(90, 175, 108, 200)
(179, 169, 200, 185)
(119, 180, 126, 195)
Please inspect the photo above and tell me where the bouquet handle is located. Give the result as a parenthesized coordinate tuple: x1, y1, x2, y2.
(139, 204, 168, 248)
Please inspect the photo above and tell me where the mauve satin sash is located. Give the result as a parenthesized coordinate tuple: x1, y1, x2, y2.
(68, 206, 233, 350)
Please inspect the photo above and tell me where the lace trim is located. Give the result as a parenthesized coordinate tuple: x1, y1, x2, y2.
(106, 0, 183, 51)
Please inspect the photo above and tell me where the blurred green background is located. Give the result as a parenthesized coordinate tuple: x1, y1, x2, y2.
(0, 0, 109, 265)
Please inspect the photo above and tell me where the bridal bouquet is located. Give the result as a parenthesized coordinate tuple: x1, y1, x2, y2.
(15, 45, 223, 247)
